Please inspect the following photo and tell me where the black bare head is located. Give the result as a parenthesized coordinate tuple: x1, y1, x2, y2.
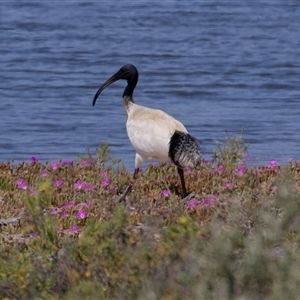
(93, 64, 139, 106)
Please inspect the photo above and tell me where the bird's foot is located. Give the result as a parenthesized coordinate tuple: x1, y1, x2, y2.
(118, 194, 127, 204)
(180, 191, 195, 203)
(118, 184, 133, 203)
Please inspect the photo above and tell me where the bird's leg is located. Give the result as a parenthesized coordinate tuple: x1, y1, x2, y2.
(177, 167, 188, 198)
(119, 168, 139, 203)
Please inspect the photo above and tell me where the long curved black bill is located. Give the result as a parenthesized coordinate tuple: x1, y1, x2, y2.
(92, 72, 121, 106)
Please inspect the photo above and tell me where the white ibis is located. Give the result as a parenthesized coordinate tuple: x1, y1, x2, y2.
(93, 64, 202, 202)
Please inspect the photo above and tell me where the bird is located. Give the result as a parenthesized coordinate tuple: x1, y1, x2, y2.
(93, 64, 202, 202)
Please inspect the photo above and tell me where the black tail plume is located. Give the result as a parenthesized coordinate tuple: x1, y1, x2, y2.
(169, 131, 202, 169)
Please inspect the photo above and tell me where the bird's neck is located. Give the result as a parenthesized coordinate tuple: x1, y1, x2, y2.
(123, 82, 136, 98)
(122, 80, 137, 114)
(123, 95, 134, 114)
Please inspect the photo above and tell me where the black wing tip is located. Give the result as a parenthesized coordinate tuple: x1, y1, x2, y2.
(168, 131, 202, 168)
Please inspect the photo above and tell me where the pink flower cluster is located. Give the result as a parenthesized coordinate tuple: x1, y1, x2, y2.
(15, 178, 35, 194)
(53, 200, 89, 233)
(188, 200, 199, 208)
(15, 178, 29, 190)
(187, 194, 218, 209)
(69, 225, 80, 233)
(50, 200, 89, 220)
(188, 194, 218, 209)
(100, 171, 111, 187)
(49, 160, 74, 170)
(74, 180, 94, 191)
(40, 170, 48, 177)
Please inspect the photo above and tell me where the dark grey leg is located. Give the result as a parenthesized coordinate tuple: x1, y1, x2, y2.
(119, 168, 139, 203)
(177, 167, 188, 198)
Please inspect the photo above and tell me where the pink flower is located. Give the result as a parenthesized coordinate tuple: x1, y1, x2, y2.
(202, 199, 214, 206)
(100, 171, 112, 187)
(69, 225, 80, 232)
(271, 186, 278, 193)
(268, 160, 278, 169)
(50, 208, 61, 215)
(53, 180, 63, 187)
(101, 177, 111, 187)
(188, 200, 199, 208)
(74, 210, 88, 219)
(211, 165, 225, 174)
(80, 160, 90, 167)
(225, 182, 233, 189)
(74, 180, 84, 190)
(31, 156, 39, 163)
(74, 180, 94, 191)
(236, 165, 246, 176)
(40, 170, 48, 177)
(61, 211, 69, 218)
(15, 179, 29, 190)
(15, 179, 25, 185)
(218, 165, 225, 172)
(61, 200, 75, 210)
(51, 162, 60, 170)
(109, 187, 116, 193)
(62, 160, 73, 166)
(161, 189, 170, 197)
(185, 168, 192, 174)
(83, 202, 90, 207)
(29, 188, 36, 195)
(83, 183, 94, 191)
(61, 201, 75, 212)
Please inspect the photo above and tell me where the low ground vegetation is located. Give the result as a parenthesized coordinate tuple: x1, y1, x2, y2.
(1, 135, 300, 299)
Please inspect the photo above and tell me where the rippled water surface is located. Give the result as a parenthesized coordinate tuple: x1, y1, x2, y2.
(1, 1, 300, 169)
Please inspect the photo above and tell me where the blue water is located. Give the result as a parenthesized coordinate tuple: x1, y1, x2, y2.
(1, 1, 300, 170)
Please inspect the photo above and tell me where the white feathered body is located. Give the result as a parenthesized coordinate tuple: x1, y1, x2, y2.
(125, 102, 188, 168)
